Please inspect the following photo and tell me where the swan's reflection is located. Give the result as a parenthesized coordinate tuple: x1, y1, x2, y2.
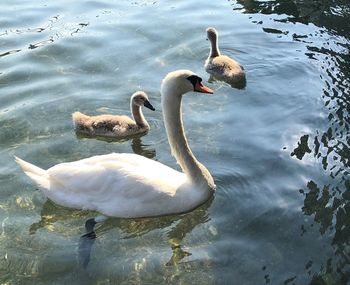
(75, 132, 156, 159)
(30, 196, 213, 267)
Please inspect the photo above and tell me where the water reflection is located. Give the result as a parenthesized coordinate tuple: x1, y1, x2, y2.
(131, 137, 156, 159)
(30, 197, 213, 268)
(75, 133, 156, 159)
(299, 179, 350, 284)
(78, 218, 97, 268)
(291, 134, 311, 160)
(233, 0, 350, 30)
(232, 0, 350, 283)
(29, 200, 90, 235)
(97, 197, 213, 266)
(207, 74, 246, 90)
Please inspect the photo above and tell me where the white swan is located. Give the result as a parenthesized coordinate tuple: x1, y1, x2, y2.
(204, 27, 246, 89)
(15, 70, 216, 218)
(72, 91, 155, 138)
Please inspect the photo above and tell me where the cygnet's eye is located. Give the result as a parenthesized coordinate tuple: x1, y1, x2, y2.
(134, 96, 144, 103)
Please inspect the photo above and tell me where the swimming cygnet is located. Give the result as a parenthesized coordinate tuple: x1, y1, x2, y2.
(204, 27, 246, 89)
(72, 91, 155, 138)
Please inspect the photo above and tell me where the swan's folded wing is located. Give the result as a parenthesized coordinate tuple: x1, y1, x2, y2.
(45, 153, 187, 213)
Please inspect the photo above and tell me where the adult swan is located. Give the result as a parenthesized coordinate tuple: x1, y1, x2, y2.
(15, 70, 216, 218)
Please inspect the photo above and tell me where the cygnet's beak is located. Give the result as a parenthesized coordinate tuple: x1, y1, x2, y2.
(194, 81, 214, 94)
(144, 100, 155, 111)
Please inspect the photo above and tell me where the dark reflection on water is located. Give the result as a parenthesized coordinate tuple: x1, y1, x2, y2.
(103, 197, 213, 266)
(300, 179, 350, 284)
(131, 137, 156, 159)
(78, 218, 97, 269)
(233, 0, 350, 283)
(75, 132, 156, 158)
(29, 200, 92, 235)
(291, 134, 311, 160)
(207, 73, 247, 89)
(30, 197, 213, 269)
(234, 0, 350, 33)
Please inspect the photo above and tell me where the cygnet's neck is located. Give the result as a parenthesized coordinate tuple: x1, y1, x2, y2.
(209, 35, 220, 58)
(131, 102, 149, 128)
(161, 85, 214, 189)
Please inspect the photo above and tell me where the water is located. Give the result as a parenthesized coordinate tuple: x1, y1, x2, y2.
(1, 0, 349, 284)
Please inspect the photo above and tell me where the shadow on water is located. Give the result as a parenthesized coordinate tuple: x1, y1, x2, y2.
(232, 0, 350, 283)
(29, 197, 213, 269)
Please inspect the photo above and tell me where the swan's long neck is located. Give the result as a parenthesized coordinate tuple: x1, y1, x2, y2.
(162, 85, 214, 189)
(131, 102, 148, 128)
(209, 35, 220, 58)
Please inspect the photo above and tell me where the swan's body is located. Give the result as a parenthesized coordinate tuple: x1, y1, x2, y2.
(204, 27, 246, 89)
(72, 91, 155, 138)
(16, 70, 216, 218)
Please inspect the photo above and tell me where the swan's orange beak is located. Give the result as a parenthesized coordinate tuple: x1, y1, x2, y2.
(194, 82, 214, 94)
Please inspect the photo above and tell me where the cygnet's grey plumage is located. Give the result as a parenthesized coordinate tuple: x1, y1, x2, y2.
(204, 27, 246, 89)
(72, 91, 155, 138)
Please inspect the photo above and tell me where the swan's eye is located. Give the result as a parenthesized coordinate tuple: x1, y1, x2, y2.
(187, 75, 202, 89)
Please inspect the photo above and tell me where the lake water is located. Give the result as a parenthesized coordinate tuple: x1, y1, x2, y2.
(1, 0, 349, 284)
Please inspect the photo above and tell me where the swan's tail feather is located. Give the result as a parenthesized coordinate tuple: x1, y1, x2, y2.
(15, 156, 50, 189)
